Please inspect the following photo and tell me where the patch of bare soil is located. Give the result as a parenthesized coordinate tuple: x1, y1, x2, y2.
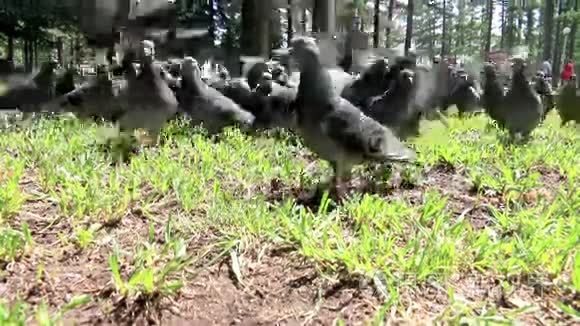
(158, 249, 380, 325)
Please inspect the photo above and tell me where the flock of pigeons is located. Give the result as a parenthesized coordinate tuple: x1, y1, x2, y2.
(0, 37, 578, 195)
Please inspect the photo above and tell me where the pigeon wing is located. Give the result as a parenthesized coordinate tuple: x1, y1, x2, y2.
(321, 99, 416, 162)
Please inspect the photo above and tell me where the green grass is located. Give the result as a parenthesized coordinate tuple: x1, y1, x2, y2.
(0, 113, 578, 324)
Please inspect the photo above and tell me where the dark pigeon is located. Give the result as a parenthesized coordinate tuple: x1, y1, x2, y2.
(503, 59, 543, 139)
(557, 76, 580, 126)
(0, 60, 58, 111)
(341, 58, 390, 109)
(55, 66, 78, 96)
(179, 57, 255, 134)
(244, 60, 270, 90)
(290, 36, 416, 194)
(46, 65, 128, 122)
(481, 64, 507, 129)
(444, 70, 482, 117)
(254, 79, 298, 130)
(364, 68, 420, 140)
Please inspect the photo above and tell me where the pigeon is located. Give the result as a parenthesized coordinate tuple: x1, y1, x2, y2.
(244, 59, 270, 90)
(219, 78, 282, 129)
(117, 40, 178, 141)
(533, 71, 555, 119)
(445, 71, 482, 117)
(482, 64, 507, 129)
(179, 57, 255, 134)
(271, 65, 290, 86)
(341, 58, 390, 109)
(55, 66, 78, 96)
(0, 60, 58, 112)
(557, 76, 580, 126)
(45, 65, 128, 122)
(503, 59, 543, 139)
(209, 69, 230, 93)
(290, 36, 416, 194)
(254, 79, 298, 130)
(363, 68, 420, 140)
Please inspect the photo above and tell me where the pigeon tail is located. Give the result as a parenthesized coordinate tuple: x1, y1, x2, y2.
(365, 129, 417, 163)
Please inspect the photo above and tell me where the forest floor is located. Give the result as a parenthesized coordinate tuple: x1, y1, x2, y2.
(0, 111, 578, 325)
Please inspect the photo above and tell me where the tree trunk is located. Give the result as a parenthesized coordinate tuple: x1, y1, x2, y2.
(287, 0, 293, 44)
(7, 30, 14, 62)
(313, 0, 335, 34)
(442, 0, 447, 56)
(506, 2, 515, 49)
(500, 0, 506, 49)
(485, 0, 493, 58)
(57, 37, 64, 65)
(34, 38, 38, 69)
(517, 5, 523, 44)
(525, 6, 534, 45)
(70, 38, 75, 65)
(241, 0, 271, 57)
(301, 8, 307, 34)
(568, 0, 578, 59)
(74, 36, 81, 64)
(553, 0, 564, 85)
(373, 0, 380, 48)
(385, 0, 395, 47)
(543, 0, 554, 61)
(405, 0, 414, 56)
(24, 40, 31, 73)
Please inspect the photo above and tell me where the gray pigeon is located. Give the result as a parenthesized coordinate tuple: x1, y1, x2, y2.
(290, 37, 416, 194)
(503, 59, 543, 140)
(179, 57, 255, 135)
(0, 60, 58, 112)
(118, 40, 178, 141)
(46, 65, 128, 122)
(533, 71, 555, 119)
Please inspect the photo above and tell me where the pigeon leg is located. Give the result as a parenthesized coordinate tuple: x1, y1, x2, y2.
(333, 161, 351, 199)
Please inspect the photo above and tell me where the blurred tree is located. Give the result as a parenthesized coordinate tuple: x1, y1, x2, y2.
(240, 0, 271, 57)
(544, 0, 555, 61)
(405, 0, 414, 55)
(385, 0, 395, 47)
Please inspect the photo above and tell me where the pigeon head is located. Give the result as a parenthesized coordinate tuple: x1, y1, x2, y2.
(290, 37, 319, 67)
(219, 68, 229, 80)
(181, 57, 199, 72)
(169, 62, 181, 77)
(96, 64, 110, 78)
(261, 72, 273, 81)
(181, 57, 200, 78)
(398, 69, 415, 88)
(511, 57, 526, 72)
(272, 65, 285, 76)
(140, 40, 156, 60)
(40, 60, 58, 73)
(483, 64, 497, 78)
(255, 80, 273, 96)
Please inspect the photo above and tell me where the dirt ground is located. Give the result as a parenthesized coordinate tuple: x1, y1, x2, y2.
(0, 162, 577, 325)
